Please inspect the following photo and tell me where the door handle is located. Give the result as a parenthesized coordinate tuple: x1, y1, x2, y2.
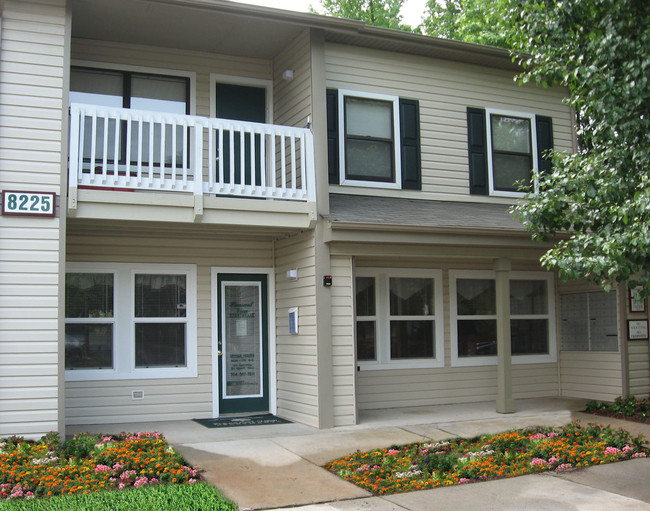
(217, 350, 222, 356)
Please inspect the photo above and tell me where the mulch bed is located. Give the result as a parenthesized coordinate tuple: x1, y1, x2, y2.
(587, 410, 650, 425)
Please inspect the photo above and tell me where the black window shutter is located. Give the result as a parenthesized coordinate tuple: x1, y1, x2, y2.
(535, 115, 554, 176)
(467, 107, 488, 195)
(326, 89, 339, 184)
(399, 98, 421, 190)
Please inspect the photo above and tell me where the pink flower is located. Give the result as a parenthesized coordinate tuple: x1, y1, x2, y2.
(529, 433, 546, 440)
(530, 458, 548, 467)
(556, 463, 573, 471)
(134, 477, 149, 488)
(94, 464, 111, 473)
(632, 452, 647, 458)
(623, 445, 634, 453)
(459, 478, 471, 484)
(604, 446, 621, 456)
(188, 478, 197, 483)
(549, 456, 561, 464)
(387, 449, 400, 455)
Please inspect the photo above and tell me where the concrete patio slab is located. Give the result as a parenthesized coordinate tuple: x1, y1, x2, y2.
(552, 457, 650, 504)
(381, 472, 650, 511)
(273, 427, 429, 465)
(436, 412, 580, 438)
(175, 439, 370, 510)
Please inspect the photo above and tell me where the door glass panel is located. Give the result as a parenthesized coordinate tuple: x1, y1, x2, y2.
(223, 284, 262, 397)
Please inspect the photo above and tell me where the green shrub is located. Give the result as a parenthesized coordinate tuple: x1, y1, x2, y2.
(62, 433, 100, 460)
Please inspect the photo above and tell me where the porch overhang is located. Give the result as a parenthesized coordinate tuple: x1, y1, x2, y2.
(70, 189, 316, 232)
(323, 194, 558, 255)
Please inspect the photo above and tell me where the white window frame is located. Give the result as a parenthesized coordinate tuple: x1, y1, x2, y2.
(450, 270, 557, 367)
(355, 268, 444, 370)
(65, 262, 197, 381)
(71, 60, 197, 115)
(338, 89, 402, 190)
(486, 108, 538, 198)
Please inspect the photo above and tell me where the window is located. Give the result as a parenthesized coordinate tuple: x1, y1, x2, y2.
(70, 67, 190, 168)
(327, 89, 421, 190)
(65, 263, 197, 381)
(450, 270, 556, 366)
(355, 269, 444, 369)
(489, 113, 534, 193)
(467, 107, 553, 197)
(560, 291, 618, 351)
(343, 93, 398, 184)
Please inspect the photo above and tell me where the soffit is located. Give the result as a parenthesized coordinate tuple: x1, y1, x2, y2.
(70, 0, 518, 68)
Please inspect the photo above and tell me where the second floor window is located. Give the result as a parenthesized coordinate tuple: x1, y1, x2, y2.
(327, 89, 421, 190)
(467, 107, 554, 198)
(489, 113, 533, 193)
(343, 94, 398, 185)
(70, 67, 190, 169)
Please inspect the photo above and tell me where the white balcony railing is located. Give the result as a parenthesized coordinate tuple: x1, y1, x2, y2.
(68, 104, 315, 202)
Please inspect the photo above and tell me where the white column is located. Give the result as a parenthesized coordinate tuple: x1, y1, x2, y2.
(495, 257, 515, 413)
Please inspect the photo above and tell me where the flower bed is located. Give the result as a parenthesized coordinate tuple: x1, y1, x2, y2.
(0, 431, 200, 500)
(325, 421, 647, 495)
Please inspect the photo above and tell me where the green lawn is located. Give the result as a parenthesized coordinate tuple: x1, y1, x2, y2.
(0, 482, 236, 510)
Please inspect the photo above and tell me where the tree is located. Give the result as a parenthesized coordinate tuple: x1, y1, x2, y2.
(313, 0, 415, 31)
(422, 0, 512, 49)
(507, 0, 650, 297)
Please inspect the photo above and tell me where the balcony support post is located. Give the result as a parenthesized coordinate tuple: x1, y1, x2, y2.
(193, 123, 204, 222)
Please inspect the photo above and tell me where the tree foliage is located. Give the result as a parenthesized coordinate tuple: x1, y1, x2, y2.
(422, 0, 512, 48)
(508, 0, 650, 297)
(314, 0, 416, 31)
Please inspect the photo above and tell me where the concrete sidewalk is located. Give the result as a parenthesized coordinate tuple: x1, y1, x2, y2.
(69, 398, 650, 510)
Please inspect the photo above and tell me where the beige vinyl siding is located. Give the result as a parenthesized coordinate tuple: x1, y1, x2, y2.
(71, 38, 273, 120)
(274, 231, 319, 427)
(0, 0, 67, 437)
(325, 43, 573, 203)
(330, 255, 355, 425)
(628, 343, 650, 396)
(64, 226, 272, 425)
(559, 352, 623, 402)
(358, 364, 558, 409)
(353, 255, 559, 410)
(273, 29, 312, 129)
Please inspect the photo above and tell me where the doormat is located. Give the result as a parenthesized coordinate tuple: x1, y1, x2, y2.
(193, 414, 292, 428)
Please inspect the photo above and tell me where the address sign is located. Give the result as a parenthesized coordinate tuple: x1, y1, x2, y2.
(2, 191, 56, 217)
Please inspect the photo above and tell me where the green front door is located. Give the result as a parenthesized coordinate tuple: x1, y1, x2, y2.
(217, 274, 269, 415)
(216, 83, 266, 187)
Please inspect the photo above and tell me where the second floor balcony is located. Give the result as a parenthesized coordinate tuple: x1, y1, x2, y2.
(68, 104, 316, 229)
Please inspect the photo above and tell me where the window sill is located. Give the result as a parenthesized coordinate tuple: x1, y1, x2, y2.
(65, 367, 198, 381)
(358, 359, 445, 371)
(451, 354, 557, 367)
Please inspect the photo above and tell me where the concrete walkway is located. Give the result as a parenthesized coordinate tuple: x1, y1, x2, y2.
(69, 398, 650, 510)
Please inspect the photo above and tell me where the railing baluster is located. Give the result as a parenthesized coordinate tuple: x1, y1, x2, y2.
(218, 127, 224, 193)
(260, 130, 267, 191)
(280, 133, 287, 198)
(290, 134, 296, 197)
